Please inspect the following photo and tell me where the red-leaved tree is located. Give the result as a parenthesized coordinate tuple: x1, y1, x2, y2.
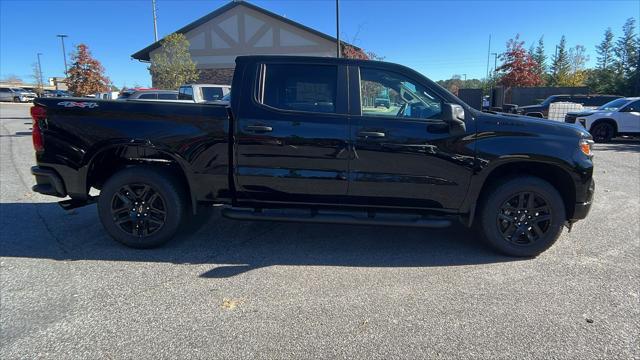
(66, 44, 110, 96)
(497, 35, 543, 87)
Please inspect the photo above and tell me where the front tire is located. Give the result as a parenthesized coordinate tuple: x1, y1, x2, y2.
(13, 97, 20, 103)
(590, 122, 615, 143)
(97, 167, 186, 248)
(478, 176, 566, 257)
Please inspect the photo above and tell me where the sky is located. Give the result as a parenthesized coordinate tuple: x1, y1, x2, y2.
(1, 0, 638, 87)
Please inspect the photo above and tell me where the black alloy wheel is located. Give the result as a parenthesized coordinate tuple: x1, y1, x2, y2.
(591, 122, 614, 143)
(111, 183, 167, 237)
(496, 191, 552, 246)
(98, 166, 186, 248)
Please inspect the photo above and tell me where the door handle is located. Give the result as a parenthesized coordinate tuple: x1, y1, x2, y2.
(358, 131, 386, 138)
(245, 125, 273, 133)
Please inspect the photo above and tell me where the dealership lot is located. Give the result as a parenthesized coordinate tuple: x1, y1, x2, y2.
(0, 102, 638, 359)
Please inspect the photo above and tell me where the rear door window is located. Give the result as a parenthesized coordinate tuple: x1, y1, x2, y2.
(138, 93, 157, 99)
(259, 64, 337, 114)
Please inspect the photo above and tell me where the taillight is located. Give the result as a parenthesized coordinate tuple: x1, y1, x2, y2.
(30, 106, 46, 152)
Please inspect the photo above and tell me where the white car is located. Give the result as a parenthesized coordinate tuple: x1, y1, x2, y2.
(0, 87, 37, 102)
(565, 97, 640, 142)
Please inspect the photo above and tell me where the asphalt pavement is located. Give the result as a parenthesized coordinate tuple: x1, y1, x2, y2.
(1, 102, 638, 359)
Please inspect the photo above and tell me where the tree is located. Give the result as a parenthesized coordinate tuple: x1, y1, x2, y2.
(531, 36, 547, 81)
(149, 33, 199, 89)
(550, 36, 571, 86)
(31, 63, 44, 96)
(614, 18, 639, 94)
(496, 34, 543, 87)
(2, 74, 23, 83)
(66, 44, 110, 96)
(565, 45, 590, 86)
(596, 28, 615, 70)
(587, 28, 619, 94)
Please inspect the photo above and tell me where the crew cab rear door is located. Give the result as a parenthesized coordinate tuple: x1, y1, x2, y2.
(233, 60, 350, 204)
(346, 64, 474, 210)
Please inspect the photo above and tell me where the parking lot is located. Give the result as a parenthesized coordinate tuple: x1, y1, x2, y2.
(0, 102, 638, 359)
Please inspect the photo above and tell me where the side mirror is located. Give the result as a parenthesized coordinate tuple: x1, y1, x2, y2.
(442, 103, 466, 136)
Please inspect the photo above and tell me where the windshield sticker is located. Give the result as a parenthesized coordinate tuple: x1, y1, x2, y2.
(57, 101, 99, 108)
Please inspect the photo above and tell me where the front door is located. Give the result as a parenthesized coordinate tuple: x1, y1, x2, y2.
(347, 65, 475, 210)
(234, 62, 350, 204)
(618, 100, 640, 133)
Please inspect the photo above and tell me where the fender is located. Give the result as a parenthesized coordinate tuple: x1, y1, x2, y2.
(460, 156, 578, 226)
(82, 140, 200, 213)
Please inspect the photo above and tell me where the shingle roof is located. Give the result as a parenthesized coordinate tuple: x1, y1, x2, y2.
(131, 0, 357, 61)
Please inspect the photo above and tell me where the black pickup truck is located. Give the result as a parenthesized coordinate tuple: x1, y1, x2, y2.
(30, 56, 595, 257)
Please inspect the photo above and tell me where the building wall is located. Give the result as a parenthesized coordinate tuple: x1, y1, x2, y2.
(149, 3, 337, 87)
(198, 68, 235, 85)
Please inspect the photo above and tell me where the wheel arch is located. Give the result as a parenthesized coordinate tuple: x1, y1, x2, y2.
(589, 118, 618, 134)
(468, 161, 576, 226)
(84, 143, 198, 214)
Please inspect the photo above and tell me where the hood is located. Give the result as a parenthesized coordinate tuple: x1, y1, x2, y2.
(480, 112, 591, 139)
(567, 109, 598, 117)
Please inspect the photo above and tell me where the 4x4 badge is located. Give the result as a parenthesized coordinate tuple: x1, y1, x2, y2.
(57, 101, 99, 108)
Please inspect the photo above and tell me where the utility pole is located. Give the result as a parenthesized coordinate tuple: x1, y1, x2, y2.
(485, 35, 491, 79)
(56, 34, 68, 75)
(491, 52, 498, 74)
(463, 74, 467, 81)
(335, 0, 340, 58)
(152, 0, 158, 42)
(36, 53, 44, 92)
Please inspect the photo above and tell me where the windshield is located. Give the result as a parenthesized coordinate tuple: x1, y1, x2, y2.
(11, 88, 26, 92)
(597, 98, 629, 111)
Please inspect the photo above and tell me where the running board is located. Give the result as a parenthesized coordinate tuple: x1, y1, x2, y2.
(58, 196, 97, 211)
(222, 207, 452, 228)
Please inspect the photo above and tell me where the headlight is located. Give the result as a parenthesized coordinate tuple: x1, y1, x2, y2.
(580, 139, 594, 157)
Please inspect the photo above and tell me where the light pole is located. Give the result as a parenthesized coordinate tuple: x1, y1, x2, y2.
(335, 0, 340, 58)
(152, 0, 158, 42)
(36, 53, 44, 92)
(56, 34, 68, 75)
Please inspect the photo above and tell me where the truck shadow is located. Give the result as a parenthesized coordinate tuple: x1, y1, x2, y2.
(0, 202, 521, 278)
(594, 138, 640, 153)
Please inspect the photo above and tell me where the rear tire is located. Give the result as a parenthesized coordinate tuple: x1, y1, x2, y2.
(97, 166, 186, 248)
(478, 176, 565, 257)
(590, 122, 615, 143)
(13, 97, 20, 103)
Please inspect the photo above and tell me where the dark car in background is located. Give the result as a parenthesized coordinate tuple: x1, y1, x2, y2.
(121, 90, 179, 101)
(516, 94, 622, 118)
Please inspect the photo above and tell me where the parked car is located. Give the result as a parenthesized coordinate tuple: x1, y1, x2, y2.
(95, 91, 120, 100)
(120, 90, 179, 101)
(117, 88, 157, 100)
(565, 97, 640, 142)
(30, 55, 595, 257)
(0, 87, 36, 102)
(43, 90, 70, 98)
(178, 84, 231, 103)
(516, 94, 622, 118)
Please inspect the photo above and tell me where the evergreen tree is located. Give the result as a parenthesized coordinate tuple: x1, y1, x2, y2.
(531, 36, 547, 83)
(613, 18, 639, 94)
(596, 28, 615, 70)
(550, 36, 571, 86)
